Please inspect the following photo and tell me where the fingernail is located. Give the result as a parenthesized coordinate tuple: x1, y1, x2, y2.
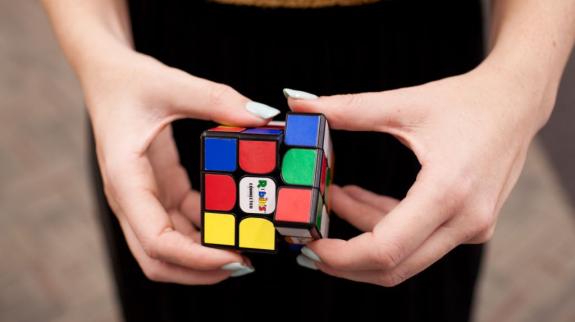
(245, 101, 281, 119)
(221, 262, 255, 277)
(296, 254, 318, 270)
(230, 266, 255, 277)
(301, 247, 321, 262)
(221, 262, 248, 271)
(283, 88, 318, 100)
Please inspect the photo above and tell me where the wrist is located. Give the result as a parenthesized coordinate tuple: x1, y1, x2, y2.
(74, 39, 136, 88)
(77, 44, 157, 117)
(477, 50, 558, 130)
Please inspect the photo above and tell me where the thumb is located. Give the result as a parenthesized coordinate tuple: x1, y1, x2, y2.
(169, 70, 281, 127)
(283, 87, 415, 132)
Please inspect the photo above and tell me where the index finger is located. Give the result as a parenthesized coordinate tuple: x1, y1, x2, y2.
(286, 87, 419, 133)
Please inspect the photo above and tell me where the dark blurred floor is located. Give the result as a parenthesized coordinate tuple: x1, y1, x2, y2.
(0, 1, 574, 322)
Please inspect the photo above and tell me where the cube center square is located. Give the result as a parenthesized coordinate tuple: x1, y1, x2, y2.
(200, 112, 334, 253)
(239, 176, 276, 214)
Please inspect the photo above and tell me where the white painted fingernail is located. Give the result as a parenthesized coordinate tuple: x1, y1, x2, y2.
(297, 254, 318, 270)
(230, 266, 255, 277)
(301, 247, 321, 262)
(283, 88, 318, 100)
(221, 262, 250, 271)
(245, 101, 281, 119)
(221, 262, 255, 277)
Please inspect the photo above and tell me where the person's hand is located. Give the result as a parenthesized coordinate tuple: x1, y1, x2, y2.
(85, 51, 280, 284)
(285, 61, 554, 286)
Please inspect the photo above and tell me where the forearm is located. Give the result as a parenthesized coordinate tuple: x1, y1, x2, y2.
(41, 0, 133, 84)
(485, 0, 575, 124)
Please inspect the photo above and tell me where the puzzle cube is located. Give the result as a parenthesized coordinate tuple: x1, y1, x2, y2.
(200, 113, 333, 253)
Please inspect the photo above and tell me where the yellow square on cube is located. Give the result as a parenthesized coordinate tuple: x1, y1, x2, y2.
(239, 217, 275, 250)
(204, 212, 235, 246)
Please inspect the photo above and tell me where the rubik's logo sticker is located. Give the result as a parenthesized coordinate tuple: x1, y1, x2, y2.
(200, 113, 334, 253)
(239, 177, 276, 214)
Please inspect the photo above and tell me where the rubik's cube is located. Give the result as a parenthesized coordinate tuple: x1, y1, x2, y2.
(200, 112, 333, 253)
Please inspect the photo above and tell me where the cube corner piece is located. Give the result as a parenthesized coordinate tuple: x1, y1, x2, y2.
(273, 187, 330, 245)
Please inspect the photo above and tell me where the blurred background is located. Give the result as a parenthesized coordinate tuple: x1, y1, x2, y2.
(1, 1, 575, 322)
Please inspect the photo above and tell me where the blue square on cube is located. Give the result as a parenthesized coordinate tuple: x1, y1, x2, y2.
(285, 114, 320, 147)
(204, 137, 237, 171)
(242, 128, 283, 135)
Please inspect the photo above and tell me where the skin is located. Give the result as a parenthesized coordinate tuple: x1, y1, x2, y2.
(42, 0, 575, 287)
(288, 1, 575, 286)
(42, 0, 272, 284)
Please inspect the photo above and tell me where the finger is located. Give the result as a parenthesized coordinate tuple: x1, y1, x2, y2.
(169, 71, 280, 126)
(304, 167, 455, 271)
(330, 185, 385, 232)
(120, 218, 232, 285)
(286, 87, 419, 133)
(341, 185, 399, 213)
(314, 223, 461, 287)
(180, 189, 202, 227)
(147, 126, 201, 228)
(169, 210, 201, 242)
(147, 125, 192, 209)
(108, 154, 247, 271)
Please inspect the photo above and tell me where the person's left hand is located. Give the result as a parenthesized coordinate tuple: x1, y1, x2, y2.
(285, 61, 554, 286)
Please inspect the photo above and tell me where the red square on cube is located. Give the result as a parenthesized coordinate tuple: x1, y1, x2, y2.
(204, 173, 236, 211)
(275, 187, 312, 224)
(239, 140, 277, 174)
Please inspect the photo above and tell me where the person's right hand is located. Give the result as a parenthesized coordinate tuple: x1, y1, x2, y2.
(83, 50, 280, 284)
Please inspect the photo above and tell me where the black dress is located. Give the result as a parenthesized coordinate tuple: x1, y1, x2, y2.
(90, 1, 486, 321)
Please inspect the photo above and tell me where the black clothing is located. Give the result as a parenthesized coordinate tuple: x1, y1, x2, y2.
(91, 1, 486, 321)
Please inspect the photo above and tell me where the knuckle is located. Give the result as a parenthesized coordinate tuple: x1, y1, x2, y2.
(141, 262, 166, 282)
(429, 172, 474, 213)
(373, 240, 404, 269)
(474, 225, 496, 244)
(343, 93, 364, 108)
(471, 205, 495, 233)
(331, 94, 361, 123)
(208, 83, 235, 107)
(141, 237, 162, 260)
